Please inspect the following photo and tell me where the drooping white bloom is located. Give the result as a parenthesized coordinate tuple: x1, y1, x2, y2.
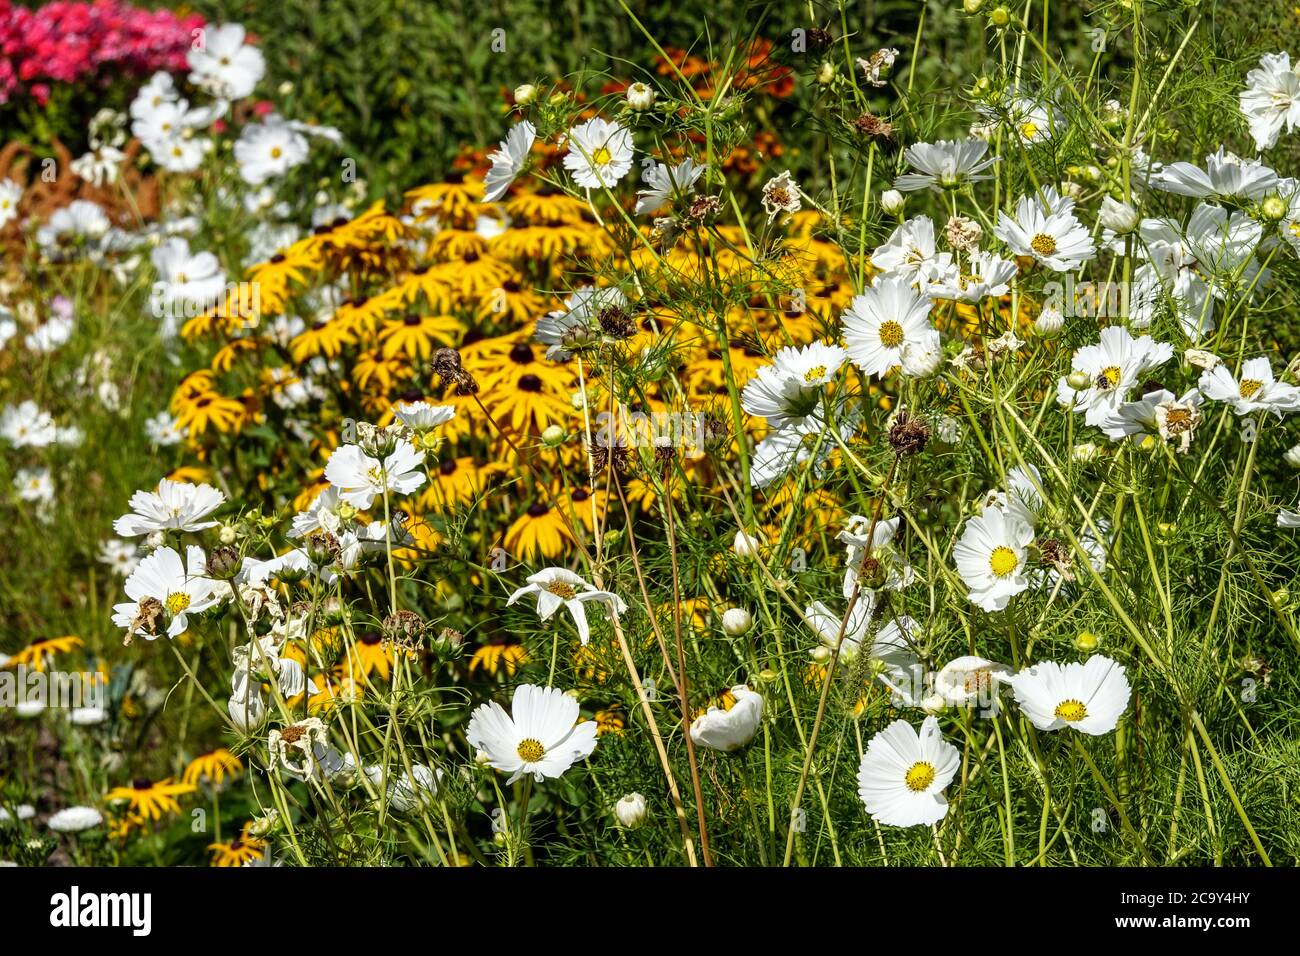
(1278, 508, 1300, 528)
(689, 685, 763, 752)
(113, 478, 226, 536)
(112, 545, 224, 640)
(467, 683, 599, 783)
(234, 115, 310, 185)
(870, 617, 924, 705)
(323, 439, 426, 509)
(953, 507, 1035, 612)
(635, 157, 707, 214)
(268, 718, 330, 780)
(893, 139, 997, 192)
(1056, 326, 1174, 428)
(483, 120, 537, 202)
(1153, 147, 1280, 201)
(562, 118, 635, 189)
(385, 764, 444, 812)
(837, 514, 912, 598)
(35, 200, 110, 255)
(733, 529, 766, 557)
(48, 806, 104, 833)
(842, 274, 938, 378)
(1198, 356, 1300, 417)
(187, 23, 266, 100)
(393, 401, 456, 433)
(506, 567, 627, 646)
(805, 593, 878, 660)
(750, 407, 858, 489)
(740, 341, 847, 428)
(1010, 656, 1131, 735)
(857, 716, 960, 827)
(1101, 387, 1203, 448)
(1239, 53, 1300, 151)
(1098, 195, 1139, 234)
(994, 186, 1095, 271)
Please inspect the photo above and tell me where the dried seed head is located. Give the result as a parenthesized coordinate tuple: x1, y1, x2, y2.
(383, 609, 428, 653)
(596, 304, 636, 339)
(888, 411, 931, 456)
(430, 347, 478, 395)
(206, 545, 241, 580)
(591, 433, 633, 475)
(687, 194, 722, 221)
(851, 112, 895, 144)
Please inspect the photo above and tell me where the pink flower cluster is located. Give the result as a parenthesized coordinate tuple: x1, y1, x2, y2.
(0, 0, 204, 106)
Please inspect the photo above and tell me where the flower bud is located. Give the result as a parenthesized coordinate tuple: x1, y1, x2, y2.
(1073, 631, 1099, 653)
(1035, 304, 1065, 336)
(1072, 441, 1101, 462)
(1260, 194, 1289, 222)
(206, 545, 241, 580)
(921, 693, 947, 715)
(626, 83, 655, 111)
(614, 792, 648, 828)
(1066, 370, 1091, 390)
(721, 607, 753, 636)
(881, 188, 905, 215)
(1284, 443, 1300, 468)
(963, 0, 984, 12)
(1098, 195, 1138, 234)
(541, 424, 565, 447)
(816, 61, 835, 85)
(218, 523, 238, 545)
(988, 5, 1011, 27)
(733, 529, 765, 558)
(514, 84, 537, 105)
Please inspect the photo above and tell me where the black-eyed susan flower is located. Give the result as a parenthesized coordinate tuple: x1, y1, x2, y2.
(468, 640, 528, 678)
(104, 778, 196, 821)
(182, 749, 243, 787)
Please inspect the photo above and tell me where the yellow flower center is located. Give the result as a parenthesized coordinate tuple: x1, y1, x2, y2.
(1020, 121, 1040, 140)
(1096, 365, 1123, 390)
(1030, 232, 1057, 256)
(270, 147, 283, 159)
(803, 365, 827, 383)
(878, 320, 905, 348)
(1055, 699, 1088, 722)
(517, 738, 546, 762)
(988, 545, 1019, 578)
(165, 592, 192, 615)
(545, 581, 577, 600)
(591, 147, 612, 166)
(904, 761, 936, 792)
(1239, 378, 1263, 399)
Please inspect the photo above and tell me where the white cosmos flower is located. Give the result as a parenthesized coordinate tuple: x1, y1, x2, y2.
(994, 186, 1095, 271)
(14, 467, 54, 506)
(48, 806, 104, 833)
(1153, 147, 1280, 201)
(234, 115, 310, 185)
(1198, 356, 1300, 417)
(893, 139, 997, 192)
(534, 286, 627, 359)
(689, 685, 763, 752)
(953, 507, 1035, 612)
(324, 438, 426, 509)
(0, 179, 22, 228)
(0, 804, 35, 822)
(563, 118, 635, 189)
(1100, 387, 1203, 444)
(750, 405, 858, 489)
(507, 567, 627, 646)
(113, 478, 226, 536)
(1, 401, 57, 447)
(1056, 326, 1174, 428)
(842, 274, 938, 379)
(857, 716, 960, 826)
(761, 171, 803, 221)
(467, 683, 599, 783)
(930, 249, 1018, 303)
(98, 538, 141, 577)
(483, 120, 537, 202)
(805, 593, 878, 660)
(1010, 655, 1131, 735)
(393, 401, 456, 433)
(934, 656, 1013, 708)
(838, 514, 912, 598)
(112, 545, 224, 640)
(1005, 95, 1064, 143)
(386, 764, 444, 812)
(151, 238, 226, 315)
(1278, 508, 1300, 528)
(871, 215, 940, 283)
(870, 616, 924, 705)
(740, 341, 847, 428)
(636, 157, 707, 214)
(144, 410, 184, 446)
(1240, 53, 1300, 151)
(36, 200, 110, 254)
(187, 23, 266, 100)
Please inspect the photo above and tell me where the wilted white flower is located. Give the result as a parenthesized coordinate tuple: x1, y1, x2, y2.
(507, 567, 626, 646)
(761, 170, 802, 221)
(690, 685, 763, 752)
